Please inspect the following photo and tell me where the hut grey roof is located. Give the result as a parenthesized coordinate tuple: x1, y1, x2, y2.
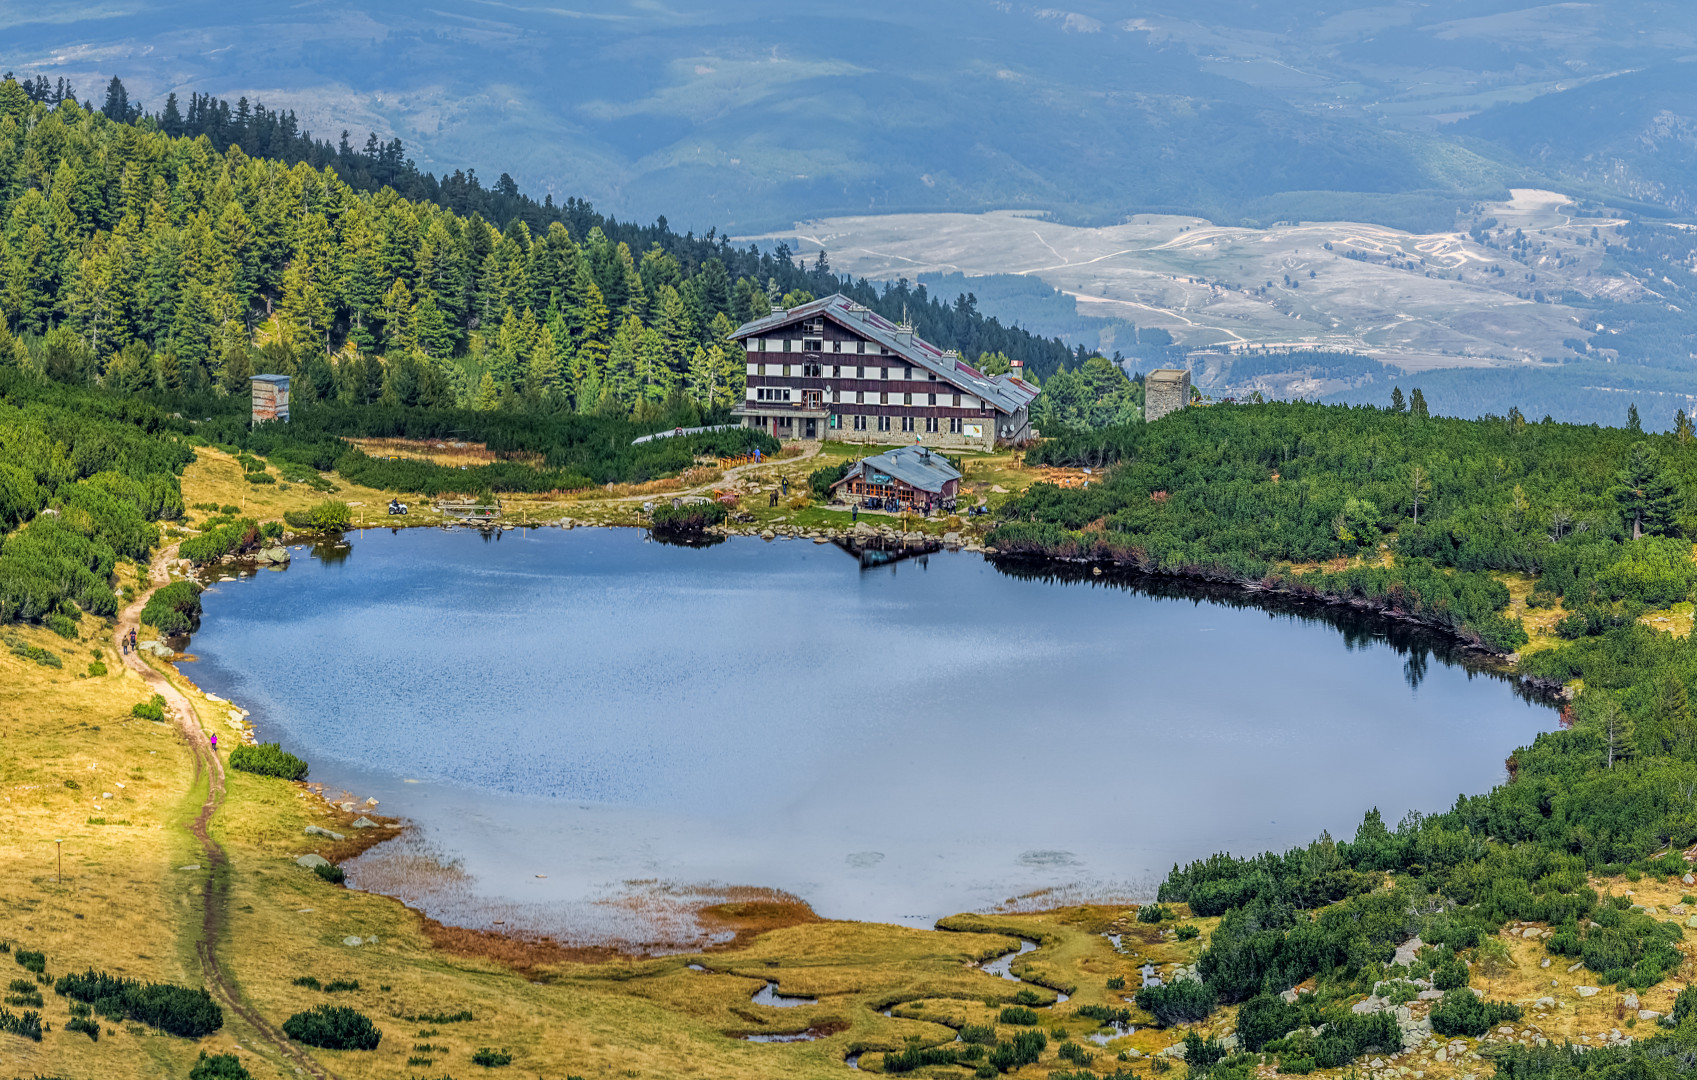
(833, 445, 962, 495)
(249, 373, 291, 385)
(732, 294, 1040, 416)
(1145, 368, 1190, 386)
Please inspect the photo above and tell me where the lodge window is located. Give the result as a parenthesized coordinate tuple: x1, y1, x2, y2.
(925, 417, 939, 433)
(856, 366, 864, 378)
(782, 339, 792, 352)
(802, 362, 822, 377)
(757, 338, 767, 352)
(901, 416, 915, 433)
(878, 416, 892, 432)
(806, 318, 824, 333)
(853, 414, 867, 431)
(903, 392, 912, 405)
(879, 366, 888, 379)
(857, 341, 867, 354)
(949, 417, 962, 434)
(953, 393, 961, 407)
(880, 391, 888, 405)
(927, 393, 936, 406)
(756, 388, 794, 402)
(832, 340, 843, 353)
(782, 364, 791, 377)
(803, 339, 823, 352)
(857, 391, 865, 404)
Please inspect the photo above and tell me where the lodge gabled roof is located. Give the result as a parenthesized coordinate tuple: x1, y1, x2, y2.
(832, 445, 963, 495)
(731, 293, 1040, 416)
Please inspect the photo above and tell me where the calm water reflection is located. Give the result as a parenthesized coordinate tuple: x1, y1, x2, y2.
(183, 527, 1554, 942)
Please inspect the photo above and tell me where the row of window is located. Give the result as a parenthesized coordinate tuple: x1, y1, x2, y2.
(833, 415, 962, 434)
(750, 362, 938, 381)
(753, 337, 889, 355)
(750, 388, 971, 408)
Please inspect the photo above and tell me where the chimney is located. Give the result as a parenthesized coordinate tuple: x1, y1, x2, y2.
(771, 302, 785, 316)
(895, 322, 914, 344)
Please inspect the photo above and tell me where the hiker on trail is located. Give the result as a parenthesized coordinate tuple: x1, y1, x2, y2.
(852, 505, 859, 523)
(210, 734, 217, 750)
(769, 490, 779, 507)
(781, 477, 789, 496)
(754, 448, 762, 463)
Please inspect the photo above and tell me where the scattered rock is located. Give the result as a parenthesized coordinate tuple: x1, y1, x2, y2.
(1353, 996, 1390, 1015)
(1575, 986, 1599, 998)
(1394, 937, 1424, 967)
(1540, 958, 1551, 968)
(177, 864, 201, 871)
(1639, 1010, 1661, 1021)
(1623, 993, 1639, 1010)
(295, 854, 332, 869)
(1535, 997, 1556, 1008)
(342, 935, 366, 947)
(760, 530, 776, 540)
(1567, 962, 1585, 973)
(1281, 990, 1299, 1004)
(1687, 915, 1697, 929)
(1684, 873, 1695, 886)
(1521, 927, 1540, 938)
(351, 816, 380, 829)
(1418, 990, 1444, 1000)
(304, 825, 344, 840)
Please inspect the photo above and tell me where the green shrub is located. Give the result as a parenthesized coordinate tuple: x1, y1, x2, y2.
(1058, 1040, 1094, 1065)
(0, 1004, 42, 1040)
(65, 1016, 99, 1041)
(809, 460, 852, 498)
(1135, 978, 1215, 1026)
(1075, 1004, 1132, 1026)
(243, 472, 275, 485)
(1106, 976, 1125, 990)
(1012, 988, 1042, 1006)
(987, 1029, 1046, 1072)
(313, 863, 346, 885)
(471, 1047, 513, 1067)
(1137, 903, 1170, 923)
(282, 1004, 381, 1050)
(178, 518, 259, 563)
(139, 581, 204, 635)
(961, 1023, 997, 1044)
(322, 978, 359, 992)
(189, 1051, 254, 1080)
(85, 659, 106, 676)
(1184, 1030, 1227, 1069)
(1236, 993, 1304, 1051)
(4, 637, 61, 668)
(292, 976, 321, 990)
(44, 613, 78, 639)
(649, 501, 728, 533)
(1177, 923, 1200, 941)
(286, 500, 353, 532)
(13, 950, 44, 974)
(998, 1005, 1039, 1025)
(53, 969, 223, 1038)
(1429, 989, 1522, 1037)
(229, 742, 309, 781)
(1431, 956, 1469, 990)
(403, 1009, 475, 1024)
(131, 694, 166, 722)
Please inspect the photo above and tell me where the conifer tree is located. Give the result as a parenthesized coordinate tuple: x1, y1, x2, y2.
(1627, 402, 1643, 434)
(472, 370, 499, 411)
(1390, 386, 1405, 413)
(604, 314, 643, 411)
(1409, 387, 1429, 419)
(219, 343, 252, 395)
(1614, 442, 1680, 540)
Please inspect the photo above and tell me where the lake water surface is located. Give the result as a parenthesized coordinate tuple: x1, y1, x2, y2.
(183, 527, 1554, 945)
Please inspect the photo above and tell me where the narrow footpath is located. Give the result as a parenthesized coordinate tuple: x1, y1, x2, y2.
(116, 546, 338, 1080)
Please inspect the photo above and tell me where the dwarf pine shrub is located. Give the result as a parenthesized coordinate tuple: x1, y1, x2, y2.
(229, 742, 309, 781)
(189, 1051, 253, 1080)
(282, 1004, 381, 1050)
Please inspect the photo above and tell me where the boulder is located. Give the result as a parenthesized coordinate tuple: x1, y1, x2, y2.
(1687, 915, 1697, 928)
(296, 854, 332, 869)
(1575, 986, 1599, 998)
(1623, 993, 1639, 1010)
(1352, 996, 1389, 1015)
(1418, 990, 1444, 1000)
(1540, 958, 1551, 968)
(1535, 997, 1556, 1008)
(1639, 1010, 1661, 1021)
(342, 935, 366, 947)
(258, 546, 290, 565)
(304, 825, 344, 840)
(760, 530, 776, 540)
(1684, 872, 1695, 886)
(351, 816, 380, 829)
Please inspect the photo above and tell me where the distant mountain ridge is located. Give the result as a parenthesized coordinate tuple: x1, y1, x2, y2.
(3, 1, 1695, 232)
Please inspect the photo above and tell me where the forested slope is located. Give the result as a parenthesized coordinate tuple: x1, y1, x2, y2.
(993, 400, 1697, 1077)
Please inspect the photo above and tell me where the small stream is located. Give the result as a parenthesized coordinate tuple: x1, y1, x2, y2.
(977, 939, 1069, 1003)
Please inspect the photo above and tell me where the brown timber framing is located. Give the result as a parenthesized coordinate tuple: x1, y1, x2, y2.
(730, 294, 1041, 451)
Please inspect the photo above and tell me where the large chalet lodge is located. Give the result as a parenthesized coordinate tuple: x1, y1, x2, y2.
(730, 294, 1040, 451)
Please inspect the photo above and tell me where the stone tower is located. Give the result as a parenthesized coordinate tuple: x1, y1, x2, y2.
(1144, 368, 1191, 422)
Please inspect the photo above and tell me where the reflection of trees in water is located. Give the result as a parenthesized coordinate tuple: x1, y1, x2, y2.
(649, 530, 728, 549)
(990, 557, 1550, 706)
(311, 539, 352, 566)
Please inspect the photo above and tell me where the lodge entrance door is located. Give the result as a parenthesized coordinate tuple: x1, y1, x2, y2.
(804, 418, 817, 438)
